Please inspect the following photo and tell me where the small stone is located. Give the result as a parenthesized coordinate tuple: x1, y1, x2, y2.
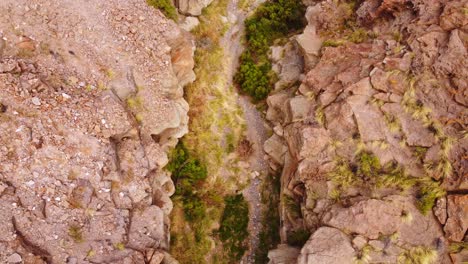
(31, 97, 41, 106)
(62, 93, 71, 99)
(352, 235, 368, 250)
(68, 76, 78, 85)
(369, 240, 385, 251)
(7, 253, 22, 263)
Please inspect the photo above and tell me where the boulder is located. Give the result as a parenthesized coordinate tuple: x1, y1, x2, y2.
(267, 244, 300, 264)
(264, 134, 288, 165)
(128, 206, 165, 250)
(179, 16, 200, 31)
(444, 195, 468, 242)
(176, 0, 213, 16)
(297, 227, 355, 264)
(296, 6, 322, 70)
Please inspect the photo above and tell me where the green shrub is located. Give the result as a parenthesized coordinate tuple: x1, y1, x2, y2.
(218, 194, 249, 261)
(255, 173, 281, 264)
(357, 152, 381, 178)
(287, 229, 310, 247)
(235, 0, 305, 101)
(147, 0, 178, 21)
(416, 179, 445, 215)
(167, 142, 208, 222)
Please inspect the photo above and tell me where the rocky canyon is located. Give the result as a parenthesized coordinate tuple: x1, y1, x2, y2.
(0, 0, 466, 264)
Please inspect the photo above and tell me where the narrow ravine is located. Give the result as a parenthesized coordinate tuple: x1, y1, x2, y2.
(220, 0, 272, 262)
(170, 0, 272, 261)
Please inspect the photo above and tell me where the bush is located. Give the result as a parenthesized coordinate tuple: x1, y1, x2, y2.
(235, 0, 305, 101)
(218, 194, 249, 261)
(255, 173, 281, 264)
(147, 0, 178, 21)
(417, 179, 445, 215)
(287, 229, 310, 247)
(167, 142, 208, 222)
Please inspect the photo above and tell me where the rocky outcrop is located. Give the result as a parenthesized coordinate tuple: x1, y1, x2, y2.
(0, 0, 195, 263)
(444, 195, 468, 242)
(266, 0, 467, 263)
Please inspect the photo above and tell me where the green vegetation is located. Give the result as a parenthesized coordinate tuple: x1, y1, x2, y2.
(398, 246, 438, 264)
(168, 142, 223, 263)
(255, 173, 281, 264)
(147, 0, 178, 21)
(416, 178, 446, 215)
(218, 194, 249, 262)
(68, 224, 84, 243)
(287, 229, 310, 247)
(284, 195, 302, 219)
(235, 0, 305, 101)
(449, 242, 468, 254)
(329, 151, 445, 214)
(315, 106, 326, 127)
(322, 39, 345, 47)
(184, 0, 245, 181)
(167, 142, 209, 223)
(353, 244, 373, 264)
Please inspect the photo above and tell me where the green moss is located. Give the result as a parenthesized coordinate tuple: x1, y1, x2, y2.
(416, 178, 445, 215)
(218, 194, 249, 262)
(322, 39, 345, 47)
(147, 0, 178, 21)
(235, 0, 306, 101)
(114, 242, 125, 251)
(347, 28, 370, 43)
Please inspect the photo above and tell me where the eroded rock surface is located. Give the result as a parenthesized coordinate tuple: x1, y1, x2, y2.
(266, 0, 467, 263)
(0, 0, 194, 263)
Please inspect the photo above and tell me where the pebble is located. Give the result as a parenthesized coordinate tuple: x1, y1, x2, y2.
(7, 253, 22, 263)
(31, 97, 41, 106)
(62, 93, 71, 99)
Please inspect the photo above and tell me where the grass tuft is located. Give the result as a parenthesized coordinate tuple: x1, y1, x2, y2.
(398, 246, 438, 264)
(147, 0, 178, 21)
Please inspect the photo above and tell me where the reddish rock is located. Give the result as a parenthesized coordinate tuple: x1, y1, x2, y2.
(444, 195, 468, 242)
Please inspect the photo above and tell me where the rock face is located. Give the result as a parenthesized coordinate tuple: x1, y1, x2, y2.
(266, 0, 467, 263)
(0, 0, 195, 263)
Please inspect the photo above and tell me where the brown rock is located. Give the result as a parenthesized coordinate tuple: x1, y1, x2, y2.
(297, 227, 355, 264)
(444, 195, 468, 242)
(267, 244, 300, 264)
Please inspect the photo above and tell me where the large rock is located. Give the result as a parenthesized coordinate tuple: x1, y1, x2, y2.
(322, 196, 446, 247)
(176, 0, 213, 16)
(128, 206, 166, 250)
(296, 5, 322, 70)
(297, 227, 355, 264)
(444, 195, 468, 242)
(267, 244, 300, 264)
